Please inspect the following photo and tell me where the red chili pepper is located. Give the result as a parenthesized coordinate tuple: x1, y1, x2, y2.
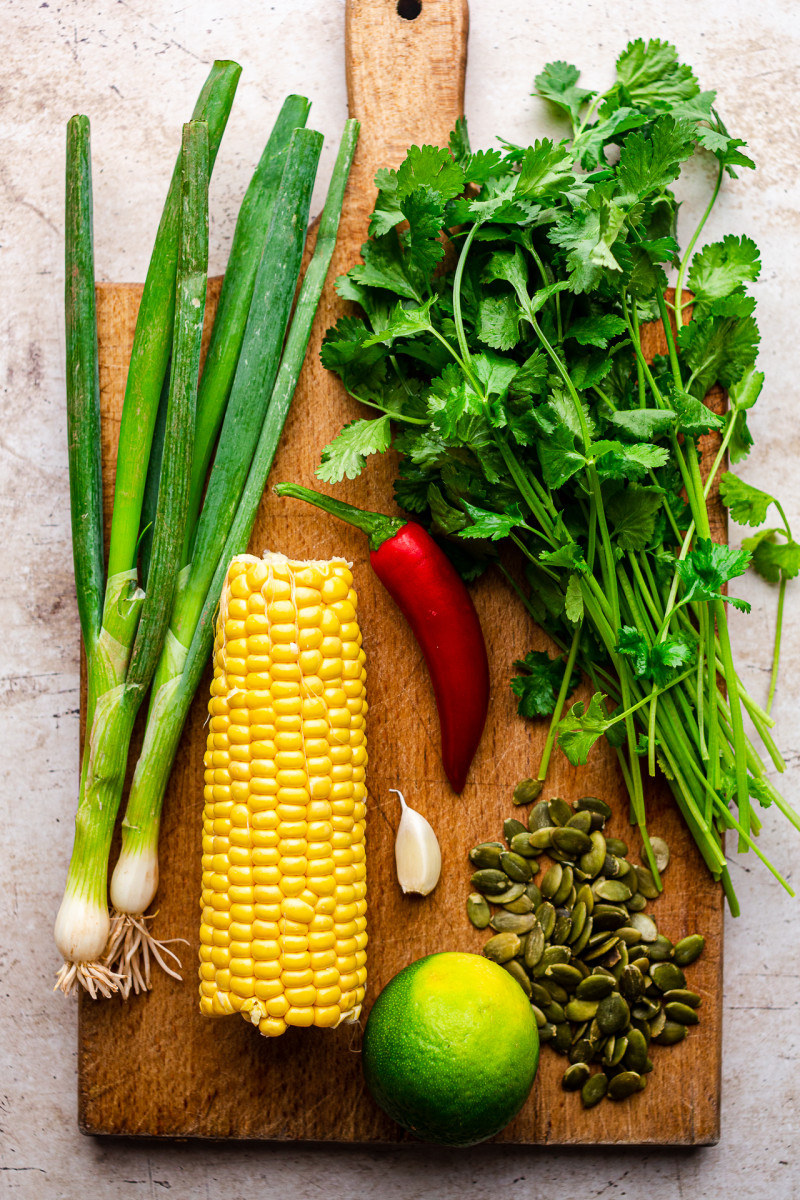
(275, 482, 489, 793)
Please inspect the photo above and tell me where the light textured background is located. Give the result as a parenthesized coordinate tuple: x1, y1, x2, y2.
(1, 0, 798, 1196)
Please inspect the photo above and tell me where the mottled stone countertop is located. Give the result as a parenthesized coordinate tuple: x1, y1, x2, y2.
(1, 1, 798, 1196)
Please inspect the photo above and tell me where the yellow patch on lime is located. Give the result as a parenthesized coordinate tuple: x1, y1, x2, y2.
(362, 951, 539, 1146)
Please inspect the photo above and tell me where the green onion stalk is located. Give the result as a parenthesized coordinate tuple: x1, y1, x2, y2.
(105, 119, 360, 993)
(56, 115, 212, 996)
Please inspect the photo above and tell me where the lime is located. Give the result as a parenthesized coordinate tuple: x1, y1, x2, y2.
(362, 951, 539, 1146)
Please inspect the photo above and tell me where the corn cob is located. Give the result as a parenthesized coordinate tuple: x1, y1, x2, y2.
(199, 552, 368, 1036)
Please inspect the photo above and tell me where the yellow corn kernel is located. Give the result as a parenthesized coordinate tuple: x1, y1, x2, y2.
(199, 552, 367, 1039)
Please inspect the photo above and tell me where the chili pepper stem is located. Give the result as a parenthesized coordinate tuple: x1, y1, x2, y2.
(274, 481, 406, 551)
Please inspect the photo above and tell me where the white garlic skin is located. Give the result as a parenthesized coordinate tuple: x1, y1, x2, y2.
(391, 789, 442, 896)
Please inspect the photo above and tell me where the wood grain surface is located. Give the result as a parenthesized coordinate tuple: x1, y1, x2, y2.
(78, 0, 722, 1144)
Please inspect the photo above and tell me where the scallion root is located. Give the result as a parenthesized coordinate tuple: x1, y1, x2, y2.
(103, 910, 187, 998)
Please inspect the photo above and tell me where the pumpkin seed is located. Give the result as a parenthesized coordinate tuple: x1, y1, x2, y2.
(602, 854, 624, 878)
(513, 778, 544, 807)
(529, 826, 556, 850)
(524, 920, 546, 969)
(636, 865, 660, 899)
(552, 826, 593, 857)
(568, 900, 588, 944)
(624, 1027, 649, 1073)
(544, 980, 570, 1005)
(504, 893, 535, 914)
(649, 836, 670, 873)
(538, 1022, 556, 1043)
(632, 997, 661, 1021)
(528, 800, 552, 832)
(673, 934, 705, 966)
(570, 1038, 596, 1065)
(571, 914, 594, 956)
(581, 1072, 609, 1107)
(629, 912, 658, 943)
(592, 903, 629, 931)
(604, 836, 628, 857)
(593, 878, 633, 903)
(549, 797, 573, 826)
(650, 961, 686, 992)
(547, 963, 583, 989)
(566, 886, 578, 909)
(630, 955, 650, 975)
(500, 850, 533, 882)
(619, 964, 647, 1003)
(466, 893, 491, 929)
(576, 883, 594, 914)
(554, 1022, 573, 1053)
(579, 830, 607, 878)
(663, 988, 702, 1009)
(482, 932, 521, 964)
(566, 809, 593, 835)
(616, 926, 643, 947)
(608, 1071, 642, 1101)
(525, 880, 543, 907)
(470, 868, 508, 895)
(535, 900, 556, 940)
(664, 1001, 700, 1026)
(575, 796, 612, 821)
(652, 1020, 687, 1046)
(584, 934, 620, 962)
(468, 842, 504, 869)
(503, 959, 532, 997)
(626, 892, 647, 912)
(510, 831, 538, 858)
(551, 913, 573, 945)
(562, 1062, 591, 1091)
(575, 974, 615, 1001)
(503, 817, 528, 843)
(531, 1004, 547, 1028)
(545, 1001, 566, 1024)
(534, 944, 571, 973)
(492, 881, 526, 904)
(565, 998, 600, 1022)
(648, 1007, 667, 1038)
(491, 910, 537, 935)
(552, 865, 575, 907)
(541, 862, 563, 899)
(597, 992, 630, 1035)
(646, 934, 673, 962)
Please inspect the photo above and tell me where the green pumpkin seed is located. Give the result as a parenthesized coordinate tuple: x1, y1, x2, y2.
(552, 865, 575, 907)
(592, 903, 629, 931)
(545, 1000, 566, 1024)
(673, 934, 705, 966)
(531, 982, 551, 1007)
(646, 934, 673, 962)
(504, 818, 528, 843)
(500, 850, 533, 882)
(551, 913, 573, 945)
(648, 836, 670, 873)
(648, 1007, 667, 1038)
(593, 878, 633, 903)
(581, 1072, 609, 1107)
(538, 1022, 556, 1043)
(575, 796, 612, 821)
(583, 934, 620, 962)
(629, 912, 658, 943)
(531, 1003, 547, 1028)
(544, 980, 570, 1005)
(525, 880, 543, 907)
(528, 800, 552, 832)
(562, 1062, 591, 1091)
(482, 932, 521, 964)
(552, 826, 593, 857)
(604, 836, 628, 857)
(535, 944, 571, 973)
(535, 900, 557, 940)
(609, 1034, 628, 1067)
(569, 1038, 595, 1065)
(513, 778, 544, 807)
(626, 892, 647, 912)
(524, 920, 546, 969)
(540, 862, 563, 899)
(636, 865, 660, 899)
(553, 1021, 573, 1053)
(466, 893, 491, 929)
(608, 1071, 641, 1101)
(468, 842, 504, 869)
(602, 854, 624, 879)
(652, 1020, 687, 1046)
(650, 961, 686, 992)
(491, 910, 537, 935)
(630, 955, 650, 975)
(619, 964, 646, 1003)
(624, 1027, 649, 1073)
(576, 883, 594, 915)
(568, 900, 588, 945)
(616, 926, 643, 947)
(549, 797, 573, 826)
(571, 914, 594, 956)
(632, 997, 661, 1021)
(596, 992, 630, 1035)
(664, 1001, 700, 1026)
(565, 998, 600, 1022)
(566, 809, 593, 835)
(510, 831, 538, 858)
(492, 881, 526, 904)
(566, 885, 578, 909)
(504, 893, 535, 914)
(503, 959, 533, 997)
(470, 868, 508, 895)
(547, 963, 583, 989)
(529, 826, 556, 851)
(575, 974, 615, 1001)
(579, 830, 607, 878)
(663, 988, 702, 1009)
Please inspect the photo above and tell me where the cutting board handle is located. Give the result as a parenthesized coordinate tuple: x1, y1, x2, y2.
(344, 0, 469, 237)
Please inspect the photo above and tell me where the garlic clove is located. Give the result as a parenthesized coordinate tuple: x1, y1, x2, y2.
(391, 789, 442, 896)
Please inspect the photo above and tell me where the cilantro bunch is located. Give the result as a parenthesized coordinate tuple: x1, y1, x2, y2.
(318, 39, 798, 912)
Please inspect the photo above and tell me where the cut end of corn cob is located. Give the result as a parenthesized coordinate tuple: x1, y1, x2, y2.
(199, 552, 368, 1037)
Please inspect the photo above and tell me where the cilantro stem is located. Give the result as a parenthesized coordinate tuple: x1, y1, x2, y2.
(767, 578, 786, 714)
(675, 161, 724, 327)
(451, 222, 480, 384)
(630, 300, 647, 407)
(655, 288, 684, 394)
(538, 624, 581, 782)
(715, 596, 751, 849)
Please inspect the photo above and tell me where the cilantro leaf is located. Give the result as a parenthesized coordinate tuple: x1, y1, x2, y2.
(350, 232, 422, 302)
(608, 408, 676, 440)
(534, 61, 594, 125)
(511, 649, 581, 719)
(395, 144, 465, 203)
(616, 626, 694, 686)
(539, 542, 588, 571)
(427, 483, 468, 536)
(316, 416, 392, 484)
(536, 422, 585, 490)
(616, 115, 697, 203)
(688, 235, 761, 317)
(591, 440, 670, 480)
(615, 39, 700, 107)
(549, 194, 627, 291)
(567, 313, 627, 348)
(718, 473, 775, 527)
(509, 350, 548, 401)
(605, 484, 665, 551)
(399, 186, 447, 277)
(476, 290, 521, 350)
(516, 139, 576, 199)
(728, 367, 764, 464)
(460, 501, 527, 542)
(676, 537, 752, 610)
(678, 311, 760, 398)
(362, 297, 435, 346)
(565, 573, 584, 623)
(557, 692, 613, 765)
(741, 529, 800, 583)
(473, 352, 519, 396)
(671, 390, 725, 437)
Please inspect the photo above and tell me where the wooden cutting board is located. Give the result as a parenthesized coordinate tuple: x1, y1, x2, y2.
(78, 0, 723, 1144)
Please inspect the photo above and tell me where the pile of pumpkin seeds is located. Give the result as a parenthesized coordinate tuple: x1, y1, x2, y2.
(467, 789, 705, 1107)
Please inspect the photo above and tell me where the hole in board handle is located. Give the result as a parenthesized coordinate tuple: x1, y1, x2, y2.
(397, 0, 422, 19)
